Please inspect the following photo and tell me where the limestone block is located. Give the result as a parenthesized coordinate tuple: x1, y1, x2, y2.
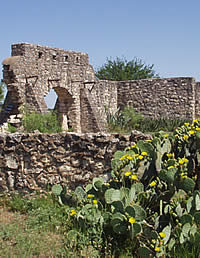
(5, 155, 18, 169)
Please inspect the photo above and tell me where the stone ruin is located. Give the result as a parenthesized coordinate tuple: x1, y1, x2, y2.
(1, 42, 200, 133)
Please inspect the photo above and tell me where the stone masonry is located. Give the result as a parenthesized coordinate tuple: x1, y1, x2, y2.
(0, 131, 151, 193)
(1, 43, 200, 133)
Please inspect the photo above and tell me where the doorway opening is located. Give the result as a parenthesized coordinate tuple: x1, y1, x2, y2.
(44, 88, 58, 110)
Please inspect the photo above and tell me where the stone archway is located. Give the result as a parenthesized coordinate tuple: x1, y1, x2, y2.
(53, 87, 75, 131)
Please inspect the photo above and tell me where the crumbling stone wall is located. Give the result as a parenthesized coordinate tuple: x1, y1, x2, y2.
(1, 43, 113, 132)
(0, 132, 149, 193)
(1, 43, 200, 133)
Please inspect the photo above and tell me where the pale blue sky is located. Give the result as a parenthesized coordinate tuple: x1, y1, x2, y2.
(1, 0, 200, 107)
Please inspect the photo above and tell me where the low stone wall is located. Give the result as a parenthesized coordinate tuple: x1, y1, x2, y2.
(0, 132, 150, 193)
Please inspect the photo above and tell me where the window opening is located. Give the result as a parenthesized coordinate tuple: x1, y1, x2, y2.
(38, 52, 43, 58)
(65, 55, 68, 62)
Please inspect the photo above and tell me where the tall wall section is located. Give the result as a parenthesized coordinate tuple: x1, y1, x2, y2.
(80, 80, 118, 132)
(117, 77, 196, 120)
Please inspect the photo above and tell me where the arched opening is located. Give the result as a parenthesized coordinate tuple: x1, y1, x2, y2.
(44, 88, 58, 110)
(53, 87, 75, 131)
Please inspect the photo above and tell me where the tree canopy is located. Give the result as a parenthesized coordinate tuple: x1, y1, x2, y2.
(95, 57, 159, 81)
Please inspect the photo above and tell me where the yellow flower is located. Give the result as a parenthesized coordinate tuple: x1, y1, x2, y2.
(180, 173, 187, 179)
(138, 155, 144, 160)
(196, 127, 200, 131)
(134, 154, 139, 157)
(129, 217, 136, 224)
(70, 209, 77, 216)
(131, 144, 137, 148)
(93, 200, 98, 204)
(179, 158, 188, 165)
(179, 159, 184, 165)
(183, 135, 189, 140)
(159, 232, 166, 238)
(184, 122, 190, 126)
(182, 157, 188, 163)
(164, 134, 169, 138)
(155, 246, 161, 252)
(166, 153, 173, 158)
(194, 119, 199, 123)
(141, 152, 148, 156)
(189, 130, 195, 135)
(127, 156, 133, 160)
(120, 154, 127, 161)
(88, 194, 94, 198)
(150, 181, 157, 187)
(168, 165, 174, 170)
(146, 139, 152, 142)
(125, 171, 132, 177)
(131, 174, 137, 180)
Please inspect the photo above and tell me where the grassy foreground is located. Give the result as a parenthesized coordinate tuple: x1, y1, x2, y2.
(0, 193, 100, 258)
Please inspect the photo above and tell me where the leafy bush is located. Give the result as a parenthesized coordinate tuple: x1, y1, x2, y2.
(53, 118, 200, 257)
(105, 106, 144, 133)
(22, 111, 62, 133)
(106, 106, 190, 133)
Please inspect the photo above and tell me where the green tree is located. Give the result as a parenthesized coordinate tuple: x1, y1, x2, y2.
(95, 57, 159, 81)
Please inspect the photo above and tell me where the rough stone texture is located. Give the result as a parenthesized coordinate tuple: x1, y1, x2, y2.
(117, 77, 196, 120)
(1, 43, 200, 134)
(0, 132, 151, 193)
(1, 43, 117, 132)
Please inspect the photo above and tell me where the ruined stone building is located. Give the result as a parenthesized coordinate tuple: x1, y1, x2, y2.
(1, 43, 200, 132)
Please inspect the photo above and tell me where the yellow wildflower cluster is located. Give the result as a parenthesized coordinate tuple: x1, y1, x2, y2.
(164, 134, 169, 138)
(93, 200, 98, 204)
(124, 171, 137, 180)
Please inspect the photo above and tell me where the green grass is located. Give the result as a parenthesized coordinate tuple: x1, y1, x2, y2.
(0, 193, 102, 257)
(1, 191, 200, 257)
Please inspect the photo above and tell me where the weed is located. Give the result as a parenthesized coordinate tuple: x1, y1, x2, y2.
(22, 110, 62, 133)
